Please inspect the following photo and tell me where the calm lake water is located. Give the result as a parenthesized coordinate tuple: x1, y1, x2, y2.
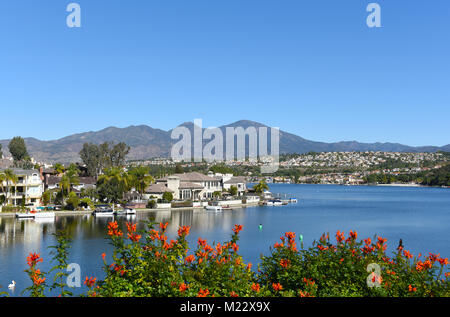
(1, 184, 449, 296)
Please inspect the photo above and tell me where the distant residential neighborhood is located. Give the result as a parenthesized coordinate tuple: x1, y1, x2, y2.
(0, 136, 449, 213)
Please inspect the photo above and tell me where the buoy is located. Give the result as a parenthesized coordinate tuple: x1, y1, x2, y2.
(299, 234, 303, 242)
(259, 224, 263, 231)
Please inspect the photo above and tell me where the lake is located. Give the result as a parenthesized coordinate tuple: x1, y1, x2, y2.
(1, 184, 449, 296)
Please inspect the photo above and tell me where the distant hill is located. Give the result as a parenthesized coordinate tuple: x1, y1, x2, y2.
(0, 120, 448, 163)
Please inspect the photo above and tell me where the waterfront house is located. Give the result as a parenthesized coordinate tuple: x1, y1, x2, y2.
(45, 176, 96, 194)
(156, 172, 223, 200)
(222, 176, 247, 196)
(143, 183, 174, 200)
(0, 168, 44, 207)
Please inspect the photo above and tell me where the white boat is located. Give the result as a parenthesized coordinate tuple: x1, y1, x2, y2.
(33, 212, 55, 219)
(273, 199, 283, 206)
(15, 212, 34, 219)
(289, 198, 298, 203)
(92, 205, 115, 217)
(205, 203, 222, 212)
(265, 199, 282, 206)
(34, 217, 55, 223)
(115, 208, 136, 215)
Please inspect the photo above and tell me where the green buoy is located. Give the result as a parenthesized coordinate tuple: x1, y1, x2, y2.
(259, 224, 263, 231)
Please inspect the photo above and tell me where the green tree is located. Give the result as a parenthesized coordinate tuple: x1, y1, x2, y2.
(53, 163, 65, 175)
(58, 174, 71, 205)
(229, 185, 238, 196)
(128, 166, 155, 195)
(8, 137, 29, 163)
(2, 169, 18, 206)
(174, 164, 184, 174)
(79, 143, 101, 177)
(65, 192, 80, 210)
(253, 179, 269, 194)
(42, 190, 51, 206)
(97, 168, 132, 203)
(162, 191, 173, 203)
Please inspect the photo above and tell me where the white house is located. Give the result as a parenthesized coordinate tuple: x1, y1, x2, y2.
(0, 168, 44, 207)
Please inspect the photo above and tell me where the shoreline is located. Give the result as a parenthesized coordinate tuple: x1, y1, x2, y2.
(0, 202, 260, 218)
(270, 183, 447, 188)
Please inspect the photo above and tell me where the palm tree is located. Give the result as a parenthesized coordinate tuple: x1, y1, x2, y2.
(253, 179, 269, 194)
(53, 163, 65, 176)
(97, 167, 132, 203)
(66, 164, 80, 192)
(128, 166, 155, 195)
(59, 174, 71, 204)
(0, 172, 6, 206)
(3, 169, 18, 206)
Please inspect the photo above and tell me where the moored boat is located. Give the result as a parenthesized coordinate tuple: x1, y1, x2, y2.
(15, 212, 34, 219)
(92, 205, 114, 217)
(33, 212, 56, 218)
(205, 202, 222, 212)
(115, 208, 136, 215)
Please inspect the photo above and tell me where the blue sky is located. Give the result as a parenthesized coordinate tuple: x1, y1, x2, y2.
(0, 0, 449, 146)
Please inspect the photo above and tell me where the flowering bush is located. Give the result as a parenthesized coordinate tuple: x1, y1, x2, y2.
(9, 223, 450, 297)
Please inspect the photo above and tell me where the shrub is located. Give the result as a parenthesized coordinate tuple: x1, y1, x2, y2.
(14, 226, 450, 297)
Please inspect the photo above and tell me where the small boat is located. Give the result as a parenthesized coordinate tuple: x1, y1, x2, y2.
(15, 212, 35, 219)
(289, 198, 298, 203)
(33, 212, 55, 219)
(205, 202, 222, 212)
(265, 199, 282, 206)
(273, 199, 283, 206)
(92, 205, 114, 217)
(115, 208, 136, 215)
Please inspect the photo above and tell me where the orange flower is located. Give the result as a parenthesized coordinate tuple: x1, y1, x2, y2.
(403, 250, 413, 259)
(285, 232, 297, 251)
(179, 283, 189, 292)
(336, 230, 345, 244)
(27, 252, 43, 267)
(177, 225, 191, 237)
(317, 245, 328, 251)
(101, 252, 106, 260)
(280, 259, 291, 268)
(159, 222, 169, 232)
(197, 288, 210, 297)
(302, 278, 315, 286)
(274, 242, 284, 249)
(272, 283, 283, 292)
(31, 269, 46, 286)
(107, 221, 123, 237)
(126, 222, 137, 233)
(198, 238, 207, 247)
(251, 283, 260, 293)
(185, 255, 195, 264)
(230, 291, 238, 297)
(231, 242, 239, 253)
(408, 284, 417, 292)
(438, 257, 448, 266)
(349, 230, 358, 240)
(84, 276, 97, 288)
(232, 224, 243, 235)
(247, 263, 253, 271)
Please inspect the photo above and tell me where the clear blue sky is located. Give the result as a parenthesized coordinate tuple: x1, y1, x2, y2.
(0, 0, 449, 146)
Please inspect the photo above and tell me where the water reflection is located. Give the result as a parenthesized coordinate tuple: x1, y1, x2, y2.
(1, 184, 449, 296)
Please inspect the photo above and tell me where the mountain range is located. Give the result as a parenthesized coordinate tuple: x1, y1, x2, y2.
(1, 120, 449, 163)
